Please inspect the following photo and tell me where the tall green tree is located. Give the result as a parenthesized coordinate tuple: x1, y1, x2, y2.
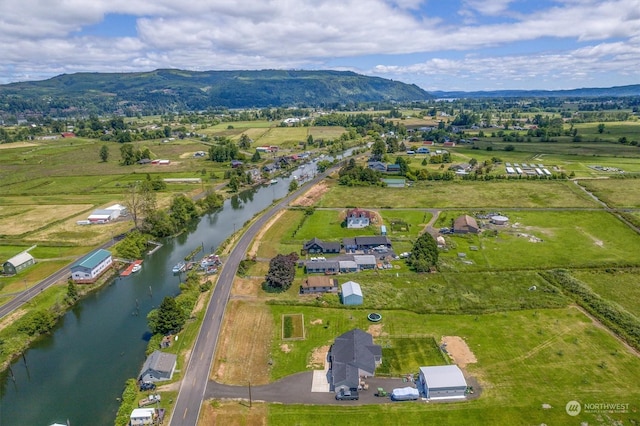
(120, 143, 136, 165)
(148, 297, 186, 335)
(408, 232, 439, 272)
(371, 138, 386, 161)
(99, 144, 109, 162)
(265, 253, 299, 291)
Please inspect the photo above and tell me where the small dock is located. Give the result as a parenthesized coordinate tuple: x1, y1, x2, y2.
(147, 241, 163, 255)
(121, 260, 143, 276)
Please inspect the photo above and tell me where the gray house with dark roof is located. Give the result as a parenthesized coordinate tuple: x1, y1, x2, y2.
(139, 350, 177, 383)
(329, 329, 382, 391)
(302, 238, 341, 254)
(305, 260, 339, 274)
(343, 236, 392, 252)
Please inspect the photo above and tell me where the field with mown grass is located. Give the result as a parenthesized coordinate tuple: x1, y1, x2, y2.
(265, 306, 640, 425)
(577, 178, 640, 208)
(316, 180, 598, 209)
(572, 269, 640, 315)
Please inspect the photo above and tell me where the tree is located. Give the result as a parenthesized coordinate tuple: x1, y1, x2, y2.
(370, 138, 386, 161)
(238, 134, 252, 150)
(99, 145, 109, 162)
(124, 181, 156, 230)
(169, 194, 198, 229)
(66, 280, 79, 303)
(148, 296, 186, 335)
(264, 252, 299, 291)
(597, 123, 605, 134)
(120, 143, 136, 165)
(407, 232, 439, 272)
(251, 151, 261, 162)
(288, 180, 299, 192)
(228, 175, 240, 192)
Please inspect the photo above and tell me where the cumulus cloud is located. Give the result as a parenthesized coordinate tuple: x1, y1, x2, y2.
(0, 0, 639, 89)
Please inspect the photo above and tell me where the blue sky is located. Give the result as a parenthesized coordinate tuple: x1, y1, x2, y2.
(0, 0, 639, 91)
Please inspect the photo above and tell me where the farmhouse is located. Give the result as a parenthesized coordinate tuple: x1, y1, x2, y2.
(70, 249, 113, 283)
(139, 350, 177, 383)
(386, 164, 401, 173)
(346, 208, 374, 229)
(305, 260, 339, 274)
(416, 146, 430, 154)
(300, 276, 338, 294)
(329, 329, 382, 391)
(302, 238, 341, 254)
(343, 236, 392, 252)
(341, 281, 363, 305)
(3, 251, 36, 275)
(453, 215, 480, 234)
(417, 365, 467, 400)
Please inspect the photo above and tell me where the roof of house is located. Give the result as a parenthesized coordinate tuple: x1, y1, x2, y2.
(339, 260, 358, 269)
(341, 281, 362, 297)
(5, 251, 34, 266)
(130, 408, 156, 418)
(89, 209, 115, 217)
(72, 249, 112, 270)
(454, 215, 479, 231)
(305, 260, 339, 270)
(330, 329, 381, 389)
(419, 365, 467, 389)
(344, 236, 391, 247)
(353, 255, 377, 265)
(303, 238, 341, 251)
(140, 350, 177, 376)
(347, 208, 373, 218)
(386, 164, 401, 171)
(303, 276, 338, 289)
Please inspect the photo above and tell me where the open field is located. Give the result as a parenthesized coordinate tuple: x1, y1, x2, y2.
(316, 180, 598, 209)
(573, 269, 640, 315)
(437, 211, 640, 270)
(263, 307, 640, 425)
(578, 178, 640, 208)
(0, 204, 93, 236)
(376, 337, 449, 375)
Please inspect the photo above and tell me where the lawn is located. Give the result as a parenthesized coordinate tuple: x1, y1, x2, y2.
(436, 211, 640, 270)
(265, 307, 640, 425)
(376, 337, 449, 376)
(316, 180, 598, 209)
(572, 268, 640, 315)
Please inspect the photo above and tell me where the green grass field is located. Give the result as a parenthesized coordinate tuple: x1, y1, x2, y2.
(577, 178, 640, 208)
(572, 269, 640, 315)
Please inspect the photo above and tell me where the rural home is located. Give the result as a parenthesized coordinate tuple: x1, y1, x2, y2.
(346, 208, 374, 229)
(2, 251, 35, 275)
(130, 408, 157, 426)
(367, 161, 387, 172)
(329, 329, 382, 391)
(343, 236, 392, 252)
(386, 164, 401, 173)
(300, 276, 338, 294)
(338, 260, 358, 273)
(305, 260, 339, 274)
(416, 146, 430, 154)
(139, 350, 177, 383)
(417, 365, 467, 400)
(302, 238, 341, 254)
(341, 281, 363, 305)
(453, 215, 480, 234)
(230, 160, 243, 168)
(353, 254, 377, 270)
(70, 249, 113, 283)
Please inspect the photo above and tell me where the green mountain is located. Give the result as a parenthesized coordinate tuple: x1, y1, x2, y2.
(0, 69, 431, 116)
(431, 84, 640, 98)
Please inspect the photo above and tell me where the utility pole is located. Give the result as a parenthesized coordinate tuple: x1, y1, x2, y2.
(248, 380, 252, 408)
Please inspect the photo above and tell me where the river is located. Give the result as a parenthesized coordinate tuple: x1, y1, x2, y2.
(0, 167, 311, 425)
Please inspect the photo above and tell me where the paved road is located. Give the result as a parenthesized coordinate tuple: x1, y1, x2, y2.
(169, 166, 341, 426)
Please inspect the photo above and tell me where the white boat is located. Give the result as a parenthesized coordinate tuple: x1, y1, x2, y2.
(172, 262, 186, 273)
(131, 264, 142, 273)
(270, 179, 278, 184)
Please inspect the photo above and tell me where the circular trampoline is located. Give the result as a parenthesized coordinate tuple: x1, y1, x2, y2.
(368, 312, 382, 322)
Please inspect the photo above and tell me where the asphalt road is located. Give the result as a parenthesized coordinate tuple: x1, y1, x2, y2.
(169, 166, 338, 426)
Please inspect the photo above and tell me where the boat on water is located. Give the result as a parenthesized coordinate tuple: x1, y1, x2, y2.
(270, 179, 278, 184)
(200, 253, 221, 268)
(172, 262, 186, 273)
(131, 264, 142, 273)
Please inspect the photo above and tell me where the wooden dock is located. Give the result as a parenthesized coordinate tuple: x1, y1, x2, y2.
(120, 260, 143, 276)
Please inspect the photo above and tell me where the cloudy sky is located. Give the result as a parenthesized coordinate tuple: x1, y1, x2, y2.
(1, 0, 639, 91)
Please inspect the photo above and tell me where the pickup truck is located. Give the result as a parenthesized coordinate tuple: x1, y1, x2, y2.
(335, 389, 359, 400)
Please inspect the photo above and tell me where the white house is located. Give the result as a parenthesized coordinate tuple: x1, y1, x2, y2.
(130, 408, 157, 426)
(70, 249, 113, 283)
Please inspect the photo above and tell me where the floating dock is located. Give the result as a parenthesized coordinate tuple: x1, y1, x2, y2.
(121, 260, 143, 276)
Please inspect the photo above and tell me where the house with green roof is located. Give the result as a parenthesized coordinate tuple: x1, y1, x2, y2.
(70, 249, 113, 283)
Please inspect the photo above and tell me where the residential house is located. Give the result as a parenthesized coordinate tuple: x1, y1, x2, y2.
(230, 160, 243, 168)
(343, 236, 392, 252)
(367, 161, 387, 172)
(70, 249, 113, 283)
(130, 408, 157, 426)
(303, 238, 341, 254)
(329, 329, 382, 391)
(416, 146, 430, 154)
(305, 260, 339, 274)
(346, 208, 374, 229)
(300, 276, 339, 294)
(386, 164, 401, 173)
(138, 350, 177, 383)
(453, 215, 480, 234)
(338, 260, 358, 273)
(353, 255, 377, 270)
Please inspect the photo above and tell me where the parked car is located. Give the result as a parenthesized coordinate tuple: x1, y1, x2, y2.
(139, 382, 156, 391)
(335, 389, 359, 400)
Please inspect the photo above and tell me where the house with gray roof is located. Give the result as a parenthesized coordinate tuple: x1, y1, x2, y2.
(305, 260, 339, 274)
(70, 249, 113, 283)
(329, 329, 382, 392)
(303, 238, 341, 254)
(453, 215, 480, 234)
(343, 236, 392, 252)
(353, 254, 377, 270)
(138, 350, 177, 383)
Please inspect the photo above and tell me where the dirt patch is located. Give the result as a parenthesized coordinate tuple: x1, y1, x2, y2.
(0, 309, 27, 333)
(212, 301, 273, 385)
(290, 181, 328, 207)
(441, 336, 477, 368)
(0, 141, 39, 150)
(280, 343, 291, 353)
(248, 210, 286, 257)
(307, 345, 330, 369)
(367, 324, 386, 337)
(231, 276, 262, 298)
(310, 319, 323, 325)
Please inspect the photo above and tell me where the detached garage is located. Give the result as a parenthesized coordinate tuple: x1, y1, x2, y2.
(3, 252, 36, 275)
(418, 365, 467, 400)
(341, 281, 363, 305)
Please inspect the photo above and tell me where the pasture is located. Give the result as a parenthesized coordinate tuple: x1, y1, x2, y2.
(573, 269, 640, 315)
(577, 178, 640, 208)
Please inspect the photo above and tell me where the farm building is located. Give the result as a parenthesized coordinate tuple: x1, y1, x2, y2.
(490, 215, 509, 225)
(343, 236, 392, 252)
(341, 281, 363, 305)
(453, 215, 480, 234)
(346, 208, 374, 229)
(87, 209, 119, 223)
(305, 260, 339, 274)
(417, 365, 467, 400)
(329, 329, 382, 392)
(70, 249, 113, 283)
(386, 164, 401, 173)
(139, 350, 177, 383)
(381, 178, 406, 188)
(302, 238, 341, 254)
(300, 276, 338, 294)
(3, 252, 36, 275)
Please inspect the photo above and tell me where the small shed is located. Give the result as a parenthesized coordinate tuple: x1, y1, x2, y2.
(418, 365, 467, 400)
(3, 252, 36, 275)
(380, 225, 387, 235)
(139, 350, 177, 383)
(341, 281, 363, 305)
